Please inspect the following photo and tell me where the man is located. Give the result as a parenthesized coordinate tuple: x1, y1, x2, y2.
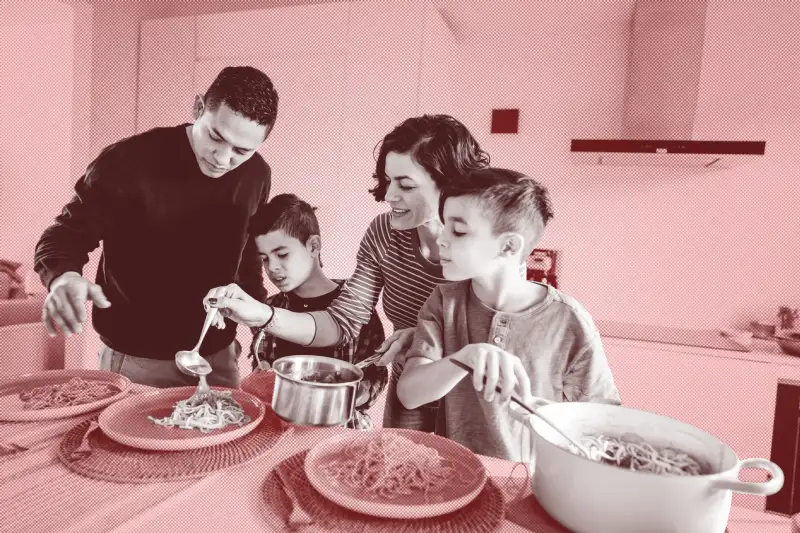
(34, 66, 278, 388)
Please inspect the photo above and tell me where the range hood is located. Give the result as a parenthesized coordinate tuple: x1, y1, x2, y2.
(571, 0, 765, 169)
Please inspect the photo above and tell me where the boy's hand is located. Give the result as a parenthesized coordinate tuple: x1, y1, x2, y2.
(204, 283, 272, 328)
(452, 343, 532, 407)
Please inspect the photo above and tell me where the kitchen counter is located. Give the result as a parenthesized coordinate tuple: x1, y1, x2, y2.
(597, 323, 796, 517)
(597, 320, 800, 368)
(597, 320, 749, 352)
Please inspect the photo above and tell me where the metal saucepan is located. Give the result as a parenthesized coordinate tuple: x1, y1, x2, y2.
(270, 355, 364, 427)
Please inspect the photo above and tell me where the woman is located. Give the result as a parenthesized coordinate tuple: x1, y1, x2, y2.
(204, 114, 490, 431)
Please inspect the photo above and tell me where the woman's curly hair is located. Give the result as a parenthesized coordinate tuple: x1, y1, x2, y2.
(368, 115, 490, 201)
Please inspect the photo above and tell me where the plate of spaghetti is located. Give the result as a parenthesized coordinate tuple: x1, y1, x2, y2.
(0, 369, 130, 421)
(98, 386, 265, 451)
(303, 429, 487, 519)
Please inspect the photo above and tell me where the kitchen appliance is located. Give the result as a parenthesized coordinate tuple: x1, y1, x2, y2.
(776, 333, 800, 357)
(527, 248, 558, 288)
(570, 0, 765, 169)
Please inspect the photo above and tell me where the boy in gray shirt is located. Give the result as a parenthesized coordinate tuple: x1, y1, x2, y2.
(397, 168, 621, 462)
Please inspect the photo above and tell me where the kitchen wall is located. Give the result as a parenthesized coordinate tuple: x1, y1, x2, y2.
(1, 1, 77, 270)
(0, 1, 795, 513)
(80, 0, 799, 334)
(444, 0, 800, 331)
(2, 0, 799, 363)
(0, 0, 95, 366)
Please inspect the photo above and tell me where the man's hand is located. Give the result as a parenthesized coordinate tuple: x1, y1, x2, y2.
(204, 283, 272, 328)
(42, 271, 111, 337)
(452, 343, 533, 407)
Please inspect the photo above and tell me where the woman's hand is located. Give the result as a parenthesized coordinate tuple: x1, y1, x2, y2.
(375, 327, 415, 366)
(452, 343, 532, 407)
(203, 283, 272, 328)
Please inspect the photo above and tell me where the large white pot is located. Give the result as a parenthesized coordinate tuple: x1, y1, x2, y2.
(512, 400, 784, 533)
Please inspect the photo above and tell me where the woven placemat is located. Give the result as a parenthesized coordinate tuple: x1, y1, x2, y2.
(261, 450, 505, 533)
(241, 369, 276, 405)
(57, 408, 286, 483)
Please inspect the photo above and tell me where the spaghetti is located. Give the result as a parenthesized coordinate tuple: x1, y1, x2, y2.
(320, 433, 480, 500)
(565, 433, 706, 476)
(19, 377, 118, 410)
(147, 390, 251, 433)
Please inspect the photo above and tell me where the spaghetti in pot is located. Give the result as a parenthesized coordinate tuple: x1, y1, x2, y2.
(319, 432, 481, 500)
(564, 433, 706, 476)
(19, 377, 118, 410)
(147, 390, 251, 433)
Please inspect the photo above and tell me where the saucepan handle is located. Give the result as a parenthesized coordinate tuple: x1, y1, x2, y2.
(711, 458, 785, 496)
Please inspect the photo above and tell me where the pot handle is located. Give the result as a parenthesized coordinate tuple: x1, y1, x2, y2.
(711, 458, 785, 496)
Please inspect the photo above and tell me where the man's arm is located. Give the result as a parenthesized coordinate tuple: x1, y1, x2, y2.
(239, 160, 270, 305)
(34, 145, 119, 289)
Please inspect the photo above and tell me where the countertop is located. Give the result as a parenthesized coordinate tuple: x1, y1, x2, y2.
(597, 320, 750, 352)
(596, 320, 800, 368)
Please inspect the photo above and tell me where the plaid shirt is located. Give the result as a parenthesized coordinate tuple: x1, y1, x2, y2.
(248, 280, 388, 430)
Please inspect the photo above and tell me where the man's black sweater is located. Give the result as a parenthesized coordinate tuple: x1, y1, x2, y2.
(34, 124, 270, 359)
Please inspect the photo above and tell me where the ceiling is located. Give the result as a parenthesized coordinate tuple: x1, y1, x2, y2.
(78, 0, 638, 42)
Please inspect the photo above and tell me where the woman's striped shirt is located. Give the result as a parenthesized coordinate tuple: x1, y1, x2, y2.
(327, 212, 448, 341)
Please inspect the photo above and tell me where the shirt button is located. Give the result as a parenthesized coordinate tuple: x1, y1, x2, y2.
(493, 336, 503, 345)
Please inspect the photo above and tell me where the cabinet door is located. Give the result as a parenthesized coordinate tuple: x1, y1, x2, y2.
(603, 341, 777, 510)
(418, 6, 457, 116)
(195, 3, 348, 58)
(766, 382, 800, 515)
(138, 16, 196, 134)
(195, 55, 345, 201)
(0, 12, 75, 263)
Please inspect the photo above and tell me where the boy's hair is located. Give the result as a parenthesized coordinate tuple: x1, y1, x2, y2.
(439, 168, 554, 257)
(250, 194, 323, 265)
(204, 66, 279, 131)
(368, 115, 490, 202)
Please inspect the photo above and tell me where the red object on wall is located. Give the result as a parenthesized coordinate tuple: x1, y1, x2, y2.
(491, 109, 519, 134)
(526, 248, 558, 289)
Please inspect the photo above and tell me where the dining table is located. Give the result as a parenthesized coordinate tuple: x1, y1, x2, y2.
(0, 383, 788, 533)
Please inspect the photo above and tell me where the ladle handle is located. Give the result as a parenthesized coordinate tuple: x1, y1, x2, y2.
(193, 308, 219, 352)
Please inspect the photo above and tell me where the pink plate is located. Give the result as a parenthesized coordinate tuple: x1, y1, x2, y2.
(241, 369, 276, 405)
(304, 428, 487, 519)
(0, 369, 131, 422)
(98, 386, 265, 451)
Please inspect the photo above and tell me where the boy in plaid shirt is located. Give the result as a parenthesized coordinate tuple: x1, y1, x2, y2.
(248, 194, 388, 429)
